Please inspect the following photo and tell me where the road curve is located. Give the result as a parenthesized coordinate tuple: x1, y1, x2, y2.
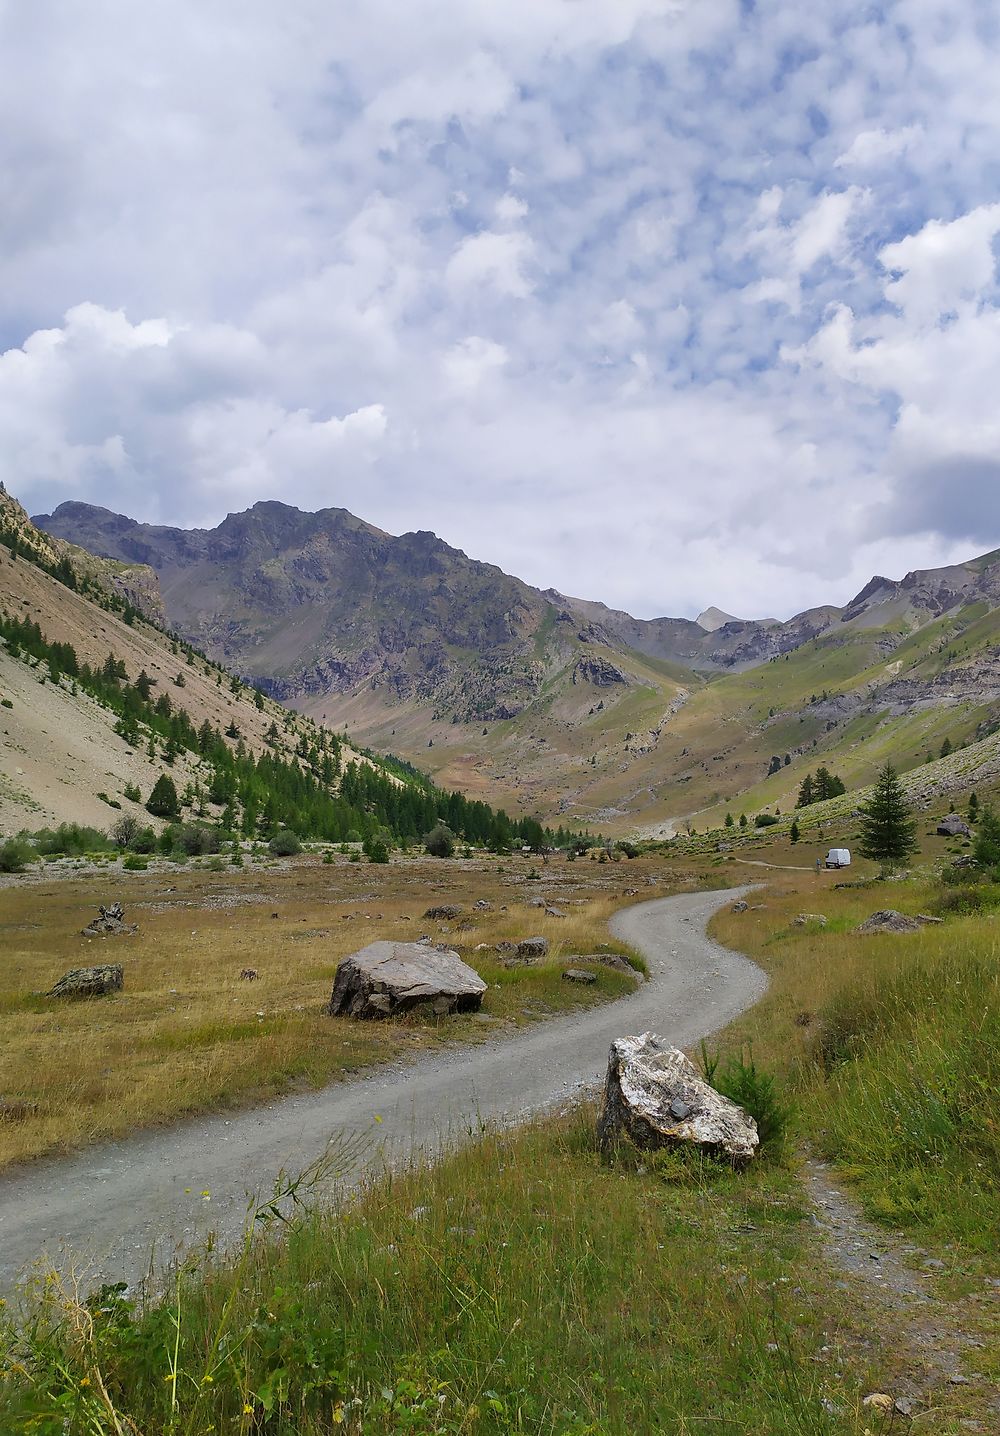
(0, 886, 765, 1293)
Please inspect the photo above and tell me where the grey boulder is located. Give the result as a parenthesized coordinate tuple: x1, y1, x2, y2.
(49, 964, 124, 998)
(327, 941, 486, 1020)
(857, 909, 923, 934)
(597, 1032, 758, 1162)
(937, 814, 971, 837)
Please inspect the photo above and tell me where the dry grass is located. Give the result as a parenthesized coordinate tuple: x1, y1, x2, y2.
(0, 850, 685, 1169)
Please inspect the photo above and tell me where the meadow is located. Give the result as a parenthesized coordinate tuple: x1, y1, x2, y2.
(0, 849, 677, 1169)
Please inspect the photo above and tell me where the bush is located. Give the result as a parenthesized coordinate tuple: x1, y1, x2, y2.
(110, 814, 141, 850)
(33, 823, 113, 856)
(122, 782, 141, 803)
(122, 854, 148, 871)
(754, 813, 779, 828)
(366, 839, 390, 864)
(0, 836, 35, 873)
(268, 830, 301, 857)
(424, 823, 455, 859)
(146, 773, 179, 817)
(705, 1047, 792, 1149)
(130, 827, 157, 854)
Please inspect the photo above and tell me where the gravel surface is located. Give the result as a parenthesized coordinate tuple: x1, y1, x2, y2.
(0, 885, 765, 1293)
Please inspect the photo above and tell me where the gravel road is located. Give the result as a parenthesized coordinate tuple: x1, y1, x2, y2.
(0, 885, 765, 1293)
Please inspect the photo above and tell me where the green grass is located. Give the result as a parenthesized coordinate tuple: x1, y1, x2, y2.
(0, 1115, 864, 1436)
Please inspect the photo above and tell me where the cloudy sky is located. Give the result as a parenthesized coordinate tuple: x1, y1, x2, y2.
(3, 1, 1000, 620)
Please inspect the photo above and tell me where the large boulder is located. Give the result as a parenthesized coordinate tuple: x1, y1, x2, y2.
(596, 1033, 758, 1163)
(326, 941, 486, 1020)
(49, 964, 124, 998)
(937, 814, 972, 838)
(857, 909, 923, 934)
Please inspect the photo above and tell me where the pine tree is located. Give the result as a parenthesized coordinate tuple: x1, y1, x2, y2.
(790, 818, 800, 843)
(973, 806, 1000, 871)
(146, 773, 179, 818)
(796, 773, 814, 809)
(858, 763, 917, 863)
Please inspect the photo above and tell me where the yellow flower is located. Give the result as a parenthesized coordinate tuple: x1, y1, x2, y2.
(373, 1114, 383, 1124)
(243, 1403, 254, 1415)
(79, 1376, 91, 1388)
(332, 1405, 345, 1424)
(201, 1373, 214, 1384)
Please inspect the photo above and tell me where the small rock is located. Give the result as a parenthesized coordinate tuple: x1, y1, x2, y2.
(732, 901, 748, 914)
(239, 968, 259, 981)
(473, 899, 493, 911)
(948, 1374, 971, 1385)
(423, 905, 461, 920)
(792, 913, 827, 928)
(517, 937, 549, 959)
(562, 968, 597, 985)
(862, 1393, 893, 1412)
(326, 941, 486, 1020)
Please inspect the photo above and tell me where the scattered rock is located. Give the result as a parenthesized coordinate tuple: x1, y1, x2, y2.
(951, 853, 977, 869)
(915, 913, 944, 925)
(596, 1032, 758, 1162)
(516, 936, 549, 959)
(861, 1393, 893, 1412)
(562, 968, 597, 985)
(473, 899, 493, 911)
(732, 900, 748, 914)
(239, 968, 259, 981)
(544, 905, 566, 918)
(423, 904, 462, 921)
(81, 903, 137, 938)
(49, 964, 124, 998)
(937, 814, 972, 837)
(857, 909, 923, 934)
(792, 913, 827, 928)
(326, 941, 486, 1020)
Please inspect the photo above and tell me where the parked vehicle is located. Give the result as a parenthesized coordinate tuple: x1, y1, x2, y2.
(824, 848, 851, 868)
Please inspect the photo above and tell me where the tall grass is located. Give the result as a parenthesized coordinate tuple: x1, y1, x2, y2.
(0, 1114, 859, 1435)
(711, 880, 1000, 1252)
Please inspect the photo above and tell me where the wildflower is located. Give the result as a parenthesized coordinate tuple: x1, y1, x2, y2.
(242, 1403, 254, 1415)
(201, 1373, 214, 1384)
(80, 1377, 91, 1388)
(373, 1114, 383, 1124)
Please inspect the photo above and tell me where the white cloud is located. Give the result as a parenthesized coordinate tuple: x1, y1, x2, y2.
(3, 0, 1000, 618)
(445, 230, 536, 298)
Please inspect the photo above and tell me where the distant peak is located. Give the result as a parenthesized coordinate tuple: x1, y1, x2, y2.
(695, 605, 739, 632)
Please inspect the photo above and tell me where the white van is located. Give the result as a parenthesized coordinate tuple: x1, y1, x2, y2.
(824, 848, 851, 868)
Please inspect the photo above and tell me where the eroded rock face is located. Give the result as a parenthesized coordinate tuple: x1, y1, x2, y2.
(49, 964, 124, 998)
(596, 1033, 758, 1162)
(326, 941, 486, 1020)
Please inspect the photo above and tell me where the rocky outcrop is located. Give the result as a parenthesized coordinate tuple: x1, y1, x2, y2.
(326, 941, 486, 1019)
(423, 904, 462, 920)
(49, 964, 124, 998)
(597, 1033, 758, 1162)
(573, 655, 629, 687)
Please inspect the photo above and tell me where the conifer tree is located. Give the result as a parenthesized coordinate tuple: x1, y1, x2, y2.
(858, 763, 916, 863)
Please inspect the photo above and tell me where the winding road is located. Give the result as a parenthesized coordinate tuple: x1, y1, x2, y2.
(0, 886, 765, 1293)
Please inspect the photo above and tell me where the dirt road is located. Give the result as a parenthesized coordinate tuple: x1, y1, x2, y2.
(0, 886, 765, 1292)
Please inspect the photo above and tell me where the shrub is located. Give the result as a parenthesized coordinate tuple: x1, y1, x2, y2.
(0, 837, 35, 873)
(33, 823, 112, 856)
(130, 827, 157, 854)
(146, 773, 179, 818)
(322, 850, 335, 865)
(268, 830, 301, 857)
(423, 823, 455, 859)
(708, 1049, 792, 1149)
(122, 854, 148, 871)
(366, 839, 390, 864)
(122, 782, 141, 803)
(110, 814, 141, 850)
(754, 813, 779, 828)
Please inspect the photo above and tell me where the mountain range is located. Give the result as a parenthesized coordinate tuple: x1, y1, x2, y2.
(30, 497, 1000, 831)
